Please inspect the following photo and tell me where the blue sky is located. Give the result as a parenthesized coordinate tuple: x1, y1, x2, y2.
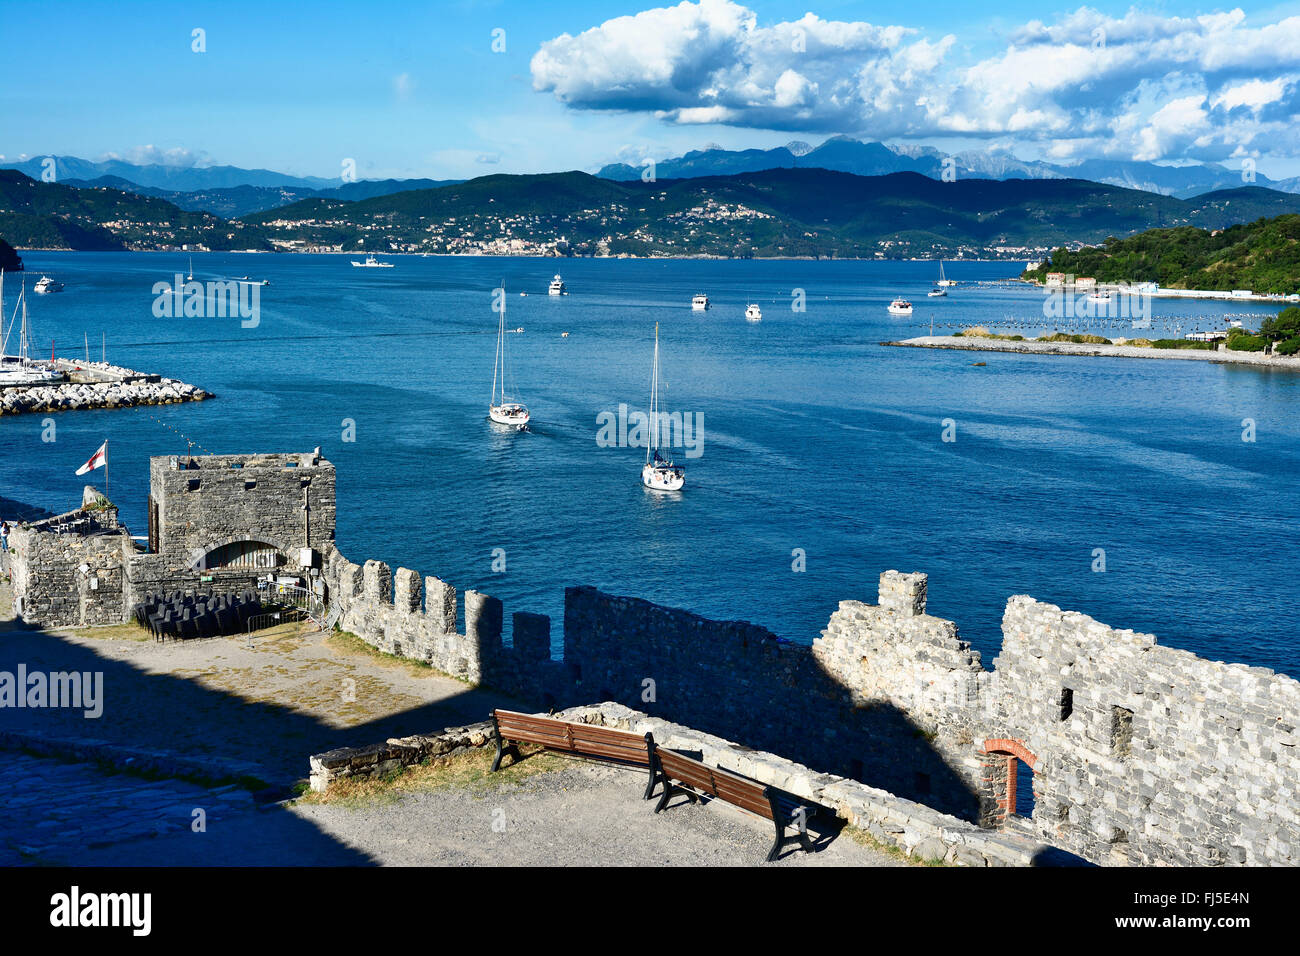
(3, 0, 1299, 179)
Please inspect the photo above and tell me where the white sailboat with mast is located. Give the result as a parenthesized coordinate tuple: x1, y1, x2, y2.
(641, 322, 685, 491)
(0, 275, 60, 386)
(488, 283, 530, 429)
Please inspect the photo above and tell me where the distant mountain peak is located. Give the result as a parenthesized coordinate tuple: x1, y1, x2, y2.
(785, 141, 814, 157)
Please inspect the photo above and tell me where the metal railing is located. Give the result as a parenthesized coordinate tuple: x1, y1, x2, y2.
(256, 580, 330, 630)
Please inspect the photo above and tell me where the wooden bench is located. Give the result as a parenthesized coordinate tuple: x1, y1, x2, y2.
(651, 747, 814, 862)
(488, 709, 658, 798)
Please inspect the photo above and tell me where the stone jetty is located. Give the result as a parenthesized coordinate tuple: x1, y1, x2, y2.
(0, 361, 212, 415)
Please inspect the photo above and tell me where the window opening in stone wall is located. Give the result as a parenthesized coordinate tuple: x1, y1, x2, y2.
(1059, 687, 1074, 721)
(1110, 706, 1134, 758)
(1013, 758, 1035, 817)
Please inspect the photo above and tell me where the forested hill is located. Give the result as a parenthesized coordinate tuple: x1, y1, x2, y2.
(1022, 215, 1300, 294)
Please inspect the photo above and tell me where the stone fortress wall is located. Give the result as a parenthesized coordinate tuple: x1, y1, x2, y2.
(325, 546, 1299, 867)
(10, 450, 1296, 865)
(9, 450, 336, 628)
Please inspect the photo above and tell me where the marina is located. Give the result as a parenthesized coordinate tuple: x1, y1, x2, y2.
(1, 252, 1296, 678)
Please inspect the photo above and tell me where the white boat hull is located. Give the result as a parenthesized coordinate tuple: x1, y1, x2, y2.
(489, 404, 530, 428)
(642, 463, 684, 491)
(887, 306, 913, 315)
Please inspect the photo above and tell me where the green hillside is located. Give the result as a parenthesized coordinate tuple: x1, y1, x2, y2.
(1022, 214, 1300, 294)
(243, 169, 1300, 259)
(0, 170, 272, 251)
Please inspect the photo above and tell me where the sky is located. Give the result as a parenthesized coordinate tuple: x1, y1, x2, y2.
(2, 0, 1299, 180)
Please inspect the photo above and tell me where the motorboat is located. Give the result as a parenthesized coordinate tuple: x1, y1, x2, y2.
(691, 294, 709, 311)
(887, 298, 913, 316)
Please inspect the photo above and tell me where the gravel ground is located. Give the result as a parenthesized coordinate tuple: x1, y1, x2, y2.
(0, 585, 517, 784)
(68, 760, 903, 867)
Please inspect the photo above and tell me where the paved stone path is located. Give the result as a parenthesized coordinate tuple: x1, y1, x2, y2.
(0, 751, 260, 866)
(64, 760, 902, 867)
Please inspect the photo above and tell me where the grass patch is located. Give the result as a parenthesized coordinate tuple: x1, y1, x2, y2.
(1036, 332, 1113, 345)
(844, 826, 948, 866)
(955, 327, 1024, 341)
(64, 621, 154, 642)
(298, 743, 568, 808)
(325, 627, 472, 684)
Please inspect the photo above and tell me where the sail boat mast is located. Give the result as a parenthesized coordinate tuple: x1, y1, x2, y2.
(647, 323, 659, 464)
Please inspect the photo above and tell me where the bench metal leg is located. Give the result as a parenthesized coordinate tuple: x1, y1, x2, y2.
(488, 712, 519, 772)
(643, 737, 658, 800)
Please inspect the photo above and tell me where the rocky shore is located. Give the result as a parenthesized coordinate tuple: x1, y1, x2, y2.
(884, 335, 1300, 369)
(0, 362, 212, 415)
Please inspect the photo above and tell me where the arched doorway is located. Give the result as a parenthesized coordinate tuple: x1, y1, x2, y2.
(980, 738, 1038, 827)
(199, 539, 285, 571)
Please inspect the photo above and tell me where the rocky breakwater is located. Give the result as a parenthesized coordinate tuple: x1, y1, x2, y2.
(0, 364, 213, 415)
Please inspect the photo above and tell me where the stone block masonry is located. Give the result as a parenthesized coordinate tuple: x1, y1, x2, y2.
(323, 551, 1299, 867)
(12, 451, 1296, 866)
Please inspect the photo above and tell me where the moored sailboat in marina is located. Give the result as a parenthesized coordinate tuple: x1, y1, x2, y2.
(0, 275, 61, 386)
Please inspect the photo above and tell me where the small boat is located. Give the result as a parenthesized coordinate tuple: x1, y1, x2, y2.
(887, 298, 913, 316)
(691, 294, 709, 311)
(33, 276, 63, 294)
(1087, 290, 1112, 303)
(745, 303, 762, 321)
(927, 287, 947, 298)
(488, 284, 530, 429)
(641, 322, 684, 492)
(351, 255, 394, 268)
(548, 274, 566, 295)
(561, 331, 570, 338)
(936, 261, 957, 287)
(186, 256, 194, 281)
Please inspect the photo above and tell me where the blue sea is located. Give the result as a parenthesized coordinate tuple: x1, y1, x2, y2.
(3, 252, 1297, 676)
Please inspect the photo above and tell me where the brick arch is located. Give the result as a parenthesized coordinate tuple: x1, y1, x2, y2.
(982, 738, 1038, 768)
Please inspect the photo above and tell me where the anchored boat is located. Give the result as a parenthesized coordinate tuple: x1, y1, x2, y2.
(641, 323, 685, 492)
(488, 284, 530, 429)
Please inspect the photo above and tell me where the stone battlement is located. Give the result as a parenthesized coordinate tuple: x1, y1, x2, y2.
(10, 451, 1297, 867)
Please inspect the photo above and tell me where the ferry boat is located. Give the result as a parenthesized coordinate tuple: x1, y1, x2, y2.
(488, 285, 530, 429)
(745, 303, 762, 321)
(351, 255, 394, 268)
(548, 275, 566, 295)
(641, 323, 684, 492)
(887, 298, 913, 316)
(33, 276, 63, 294)
(691, 294, 709, 311)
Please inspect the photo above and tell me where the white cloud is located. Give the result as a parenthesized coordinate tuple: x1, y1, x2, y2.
(98, 146, 211, 168)
(530, 1, 1300, 163)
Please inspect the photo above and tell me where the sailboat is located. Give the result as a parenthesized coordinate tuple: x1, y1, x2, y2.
(641, 323, 685, 491)
(936, 260, 957, 287)
(0, 276, 61, 386)
(488, 284, 530, 429)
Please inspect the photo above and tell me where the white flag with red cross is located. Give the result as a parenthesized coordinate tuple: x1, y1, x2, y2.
(75, 441, 107, 476)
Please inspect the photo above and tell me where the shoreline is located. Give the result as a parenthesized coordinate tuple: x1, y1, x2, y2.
(884, 335, 1300, 369)
(0, 361, 213, 415)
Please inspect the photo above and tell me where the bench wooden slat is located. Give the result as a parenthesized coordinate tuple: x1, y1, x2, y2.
(490, 710, 655, 769)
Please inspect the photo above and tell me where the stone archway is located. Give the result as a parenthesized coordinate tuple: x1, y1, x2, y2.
(980, 738, 1039, 827)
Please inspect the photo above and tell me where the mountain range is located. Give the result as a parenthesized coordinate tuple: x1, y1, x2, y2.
(4, 138, 1297, 224)
(7, 165, 1300, 260)
(596, 136, 1300, 200)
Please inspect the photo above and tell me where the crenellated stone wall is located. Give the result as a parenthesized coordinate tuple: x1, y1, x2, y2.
(320, 549, 1299, 867)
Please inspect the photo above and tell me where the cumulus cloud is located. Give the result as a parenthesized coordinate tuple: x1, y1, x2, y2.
(530, 0, 1300, 162)
(98, 146, 212, 168)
